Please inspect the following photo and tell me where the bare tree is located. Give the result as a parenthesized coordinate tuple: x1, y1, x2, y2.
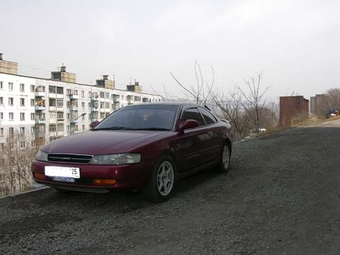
(238, 71, 271, 131)
(326, 88, 340, 109)
(170, 60, 215, 105)
(213, 87, 251, 140)
(0, 132, 41, 195)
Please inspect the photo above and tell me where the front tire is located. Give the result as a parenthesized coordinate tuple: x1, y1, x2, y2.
(143, 155, 176, 203)
(217, 143, 231, 173)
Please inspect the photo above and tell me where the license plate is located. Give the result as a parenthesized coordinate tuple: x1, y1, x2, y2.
(45, 166, 80, 179)
(52, 176, 75, 183)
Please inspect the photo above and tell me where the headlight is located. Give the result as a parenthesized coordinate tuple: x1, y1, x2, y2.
(89, 153, 141, 165)
(35, 150, 48, 161)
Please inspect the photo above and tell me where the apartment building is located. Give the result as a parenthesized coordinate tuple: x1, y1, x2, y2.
(0, 54, 162, 195)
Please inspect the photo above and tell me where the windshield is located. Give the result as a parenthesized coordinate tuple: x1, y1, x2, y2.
(94, 105, 179, 131)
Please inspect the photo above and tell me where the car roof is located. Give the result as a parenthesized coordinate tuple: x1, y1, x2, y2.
(125, 102, 200, 108)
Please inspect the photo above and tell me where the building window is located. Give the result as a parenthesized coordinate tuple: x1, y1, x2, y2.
(9, 127, 14, 135)
(8, 82, 13, 90)
(20, 98, 25, 106)
(57, 112, 64, 120)
(105, 102, 110, 108)
(0, 173, 5, 182)
(20, 127, 25, 134)
(57, 87, 64, 95)
(0, 112, 3, 120)
(81, 102, 85, 108)
(9, 112, 14, 120)
(20, 141, 26, 149)
(57, 99, 63, 107)
(49, 86, 56, 94)
(82, 124, 85, 130)
(31, 126, 35, 134)
(30, 85, 35, 92)
(20, 83, 25, 92)
(81, 91, 84, 98)
(100, 92, 104, 98)
(36, 86, 45, 92)
(0, 128, 4, 136)
(31, 99, 35, 106)
(31, 113, 35, 120)
(105, 93, 109, 99)
(31, 141, 36, 147)
(0, 81, 3, 89)
(20, 112, 25, 121)
(0, 97, 3, 105)
(8, 98, 14, 106)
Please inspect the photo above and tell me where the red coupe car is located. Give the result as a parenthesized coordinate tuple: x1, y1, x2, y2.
(32, 103, 233, 202)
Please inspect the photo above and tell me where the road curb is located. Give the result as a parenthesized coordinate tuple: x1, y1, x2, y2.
(0, 186, 50, 205)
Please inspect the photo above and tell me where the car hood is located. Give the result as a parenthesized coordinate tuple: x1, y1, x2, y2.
(43, 130, 167, 155)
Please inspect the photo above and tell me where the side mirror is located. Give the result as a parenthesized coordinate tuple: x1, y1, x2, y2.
(90, 121, 99, 129)
(179, 119, 199, 131)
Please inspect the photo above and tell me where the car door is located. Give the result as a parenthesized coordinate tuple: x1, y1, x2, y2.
(173, 107, 213, 173)
(197, 106, 222, 162)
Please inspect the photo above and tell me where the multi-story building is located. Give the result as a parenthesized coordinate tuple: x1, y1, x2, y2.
(0, 54, 162, 195)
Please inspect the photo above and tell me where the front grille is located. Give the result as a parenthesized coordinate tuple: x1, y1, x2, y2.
(48, 154, 93, 164)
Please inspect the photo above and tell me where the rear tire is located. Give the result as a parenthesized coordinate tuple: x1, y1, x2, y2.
(217, 143, 231, 173)
(143, 155, 176, 203)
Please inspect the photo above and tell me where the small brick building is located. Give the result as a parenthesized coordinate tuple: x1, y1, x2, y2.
(279, 96, 309, 127)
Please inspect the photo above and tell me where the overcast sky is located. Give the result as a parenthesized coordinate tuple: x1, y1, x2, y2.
(1, 0, 340, 101)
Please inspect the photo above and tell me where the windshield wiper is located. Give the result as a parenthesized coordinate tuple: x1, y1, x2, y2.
(134, 127, 170, 131)
(93, 126, 132, 131)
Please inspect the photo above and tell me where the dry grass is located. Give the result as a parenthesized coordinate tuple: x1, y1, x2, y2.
(292, 115, 340, 127)
(245, 115, 340, 140)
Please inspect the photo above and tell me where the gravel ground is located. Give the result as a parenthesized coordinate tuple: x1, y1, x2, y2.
(1, 120, 340, 255)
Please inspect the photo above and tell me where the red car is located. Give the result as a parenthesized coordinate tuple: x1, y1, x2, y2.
(32, 103, 232, 202)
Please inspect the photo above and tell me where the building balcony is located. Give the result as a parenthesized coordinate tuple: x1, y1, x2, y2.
(70, 119, 77, 124)
(35, 91, 45, 97)
(57, 118, 64, 122)
(49, 117, 57, 123)
(57, 131, 64, 137)
(35, 105, 45, 111)
(69, 94, 79, 100)
(36, 132, 46, 138)
(49, 106, 56, 111)
(91, 96, 99, 101)
(70, 106, 78, 111)
(49, 131, 57, 137)
(91, 107, 98, 112)
(112, 95, 120, 103)
(57, 107, 64, 112)
(49, 93, 57, 98)
(35, 119, 46, 124)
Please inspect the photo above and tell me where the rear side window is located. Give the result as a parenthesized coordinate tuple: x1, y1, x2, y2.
(181, 107, 205, 126)
(199, 107, 217, 125)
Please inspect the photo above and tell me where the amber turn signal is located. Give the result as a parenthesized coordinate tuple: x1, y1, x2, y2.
(93, 179, 117, 185)
(34, 173, 46, 180)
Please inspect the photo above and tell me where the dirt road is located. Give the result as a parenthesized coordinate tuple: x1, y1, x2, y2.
(1, 121, 340, 255)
